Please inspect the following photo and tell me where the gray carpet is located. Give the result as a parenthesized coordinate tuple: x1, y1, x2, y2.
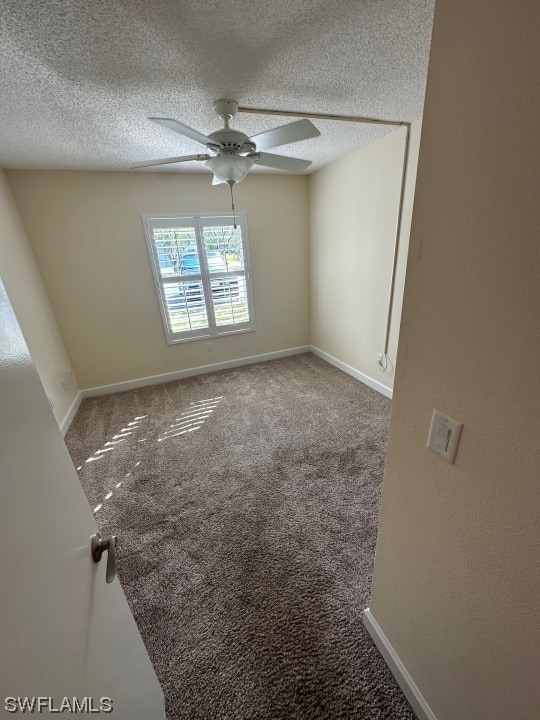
(65, 353, 415, 720)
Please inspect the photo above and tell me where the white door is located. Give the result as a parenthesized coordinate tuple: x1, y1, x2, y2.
(0, 279, 164, 719)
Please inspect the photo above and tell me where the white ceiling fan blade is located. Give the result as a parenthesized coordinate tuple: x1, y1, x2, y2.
(149, 117, 214, 146)
(249, 119, 320, 151)
(254, 152, 312, 172)
(211, 175, 226, 185)
(131, 154, 210, 169)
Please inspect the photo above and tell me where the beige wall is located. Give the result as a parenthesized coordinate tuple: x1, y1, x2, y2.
(309, 121, 421, 390)
(369, 1, 540, 719)
(6, 171, 310, 389)
(0, 170, 79, 423)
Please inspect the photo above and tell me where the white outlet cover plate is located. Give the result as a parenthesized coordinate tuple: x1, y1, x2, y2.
(427, 409, 463, 464)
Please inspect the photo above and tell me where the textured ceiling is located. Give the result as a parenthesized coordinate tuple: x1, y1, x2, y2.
(0, 0, 434, 174)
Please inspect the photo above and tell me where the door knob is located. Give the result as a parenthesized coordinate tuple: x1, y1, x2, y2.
(91, 532, 117, 583)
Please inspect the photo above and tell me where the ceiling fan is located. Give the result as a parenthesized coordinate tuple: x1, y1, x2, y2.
(132, 99, 320, 186)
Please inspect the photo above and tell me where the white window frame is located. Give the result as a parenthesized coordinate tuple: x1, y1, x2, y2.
(142, 213, 256, 345)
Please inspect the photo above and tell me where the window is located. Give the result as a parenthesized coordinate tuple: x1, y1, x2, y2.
(143, 214, 255, 344)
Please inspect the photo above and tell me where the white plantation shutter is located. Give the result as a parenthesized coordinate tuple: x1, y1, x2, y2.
(143, 214, 255, 343)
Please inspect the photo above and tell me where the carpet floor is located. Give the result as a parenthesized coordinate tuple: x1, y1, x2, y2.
(65, 353, 415, 720)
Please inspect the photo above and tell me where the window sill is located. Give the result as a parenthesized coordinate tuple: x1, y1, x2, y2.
(165, 324, 256, 346)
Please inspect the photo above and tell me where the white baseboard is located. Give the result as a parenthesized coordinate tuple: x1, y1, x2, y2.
(63, 345, 387, 426)
(81, 346, 311, 398)
(59, 391, 83, 436)
(363, 608, 436, 720)
(309, 346, 393, 399)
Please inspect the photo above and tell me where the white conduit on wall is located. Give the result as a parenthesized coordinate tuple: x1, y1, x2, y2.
(383, 123, 411, 358)
(239, 106, 413, 368)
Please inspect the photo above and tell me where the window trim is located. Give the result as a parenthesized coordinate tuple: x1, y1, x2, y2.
(142, 212, 256, 345)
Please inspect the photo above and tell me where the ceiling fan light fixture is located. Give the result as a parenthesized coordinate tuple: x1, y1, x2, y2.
(205, 154, 257, 185)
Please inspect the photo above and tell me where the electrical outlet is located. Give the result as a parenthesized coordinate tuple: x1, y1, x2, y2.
(377, 353, 384, 366)
(204, 342, 212, 352)
(48, 396, 55, 410)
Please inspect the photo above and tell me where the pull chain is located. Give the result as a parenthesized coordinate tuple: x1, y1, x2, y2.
(228, 181, 237, 229)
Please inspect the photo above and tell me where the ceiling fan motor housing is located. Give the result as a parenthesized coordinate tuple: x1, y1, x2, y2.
(208, 129, 255, 154)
